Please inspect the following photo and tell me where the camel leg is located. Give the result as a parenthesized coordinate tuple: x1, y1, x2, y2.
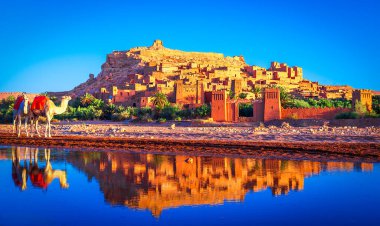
(13, 115, 16, 134)
(17, 116, 22, 137)
(35, 119, 41, 137)
(34, 148, 39, 164)
(25, 116, 29, 137)
(45, 119, 48, 138)
(30, 117, 35, 137)
(44, 148, 51, 162)
(48, 118, 52, 138)
(45, 116, 52, 138)
(29, 118, 33, 137)
(12, 148, 15, 162)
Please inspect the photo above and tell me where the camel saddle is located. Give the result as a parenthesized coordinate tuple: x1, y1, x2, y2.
(13, 96, 24, 111)
(31, 96, 49, 112)
(30, 171, 48, 189)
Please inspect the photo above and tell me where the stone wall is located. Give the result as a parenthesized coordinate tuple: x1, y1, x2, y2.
(281, 107, 350, 120)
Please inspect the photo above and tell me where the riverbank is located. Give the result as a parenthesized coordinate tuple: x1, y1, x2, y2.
(0, 121, 379, 162)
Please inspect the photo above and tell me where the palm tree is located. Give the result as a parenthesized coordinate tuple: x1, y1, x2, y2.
(152, 92, 168, 109)
(251, 87, 261, 99)
(80, 93, 95, 107)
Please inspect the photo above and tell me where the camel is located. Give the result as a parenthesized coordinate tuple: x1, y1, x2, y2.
(29, 148, 69, 189)
(11, 146, 28, 191)
(12, 93, 30, 137)
(29, 96, 71, 138)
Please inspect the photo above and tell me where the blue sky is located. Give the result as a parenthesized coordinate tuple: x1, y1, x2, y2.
(0, 0, 379, 93)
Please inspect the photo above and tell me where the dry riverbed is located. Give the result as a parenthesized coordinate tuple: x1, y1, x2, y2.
(1, 121, 379, 162)
(2, 121, 378, 143)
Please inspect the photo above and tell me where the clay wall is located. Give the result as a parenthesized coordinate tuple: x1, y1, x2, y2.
(281, 107, 350, 120)
(0, 92, 39, 101)
(113, 90, 136, 103)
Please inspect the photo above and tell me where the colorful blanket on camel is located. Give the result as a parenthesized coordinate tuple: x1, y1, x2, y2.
(30, 171, 47, 189)
(13, 96, 24, 110)
(31, 96, 49, 112)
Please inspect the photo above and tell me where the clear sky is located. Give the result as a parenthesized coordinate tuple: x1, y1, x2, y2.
(0, 0, 379, 93)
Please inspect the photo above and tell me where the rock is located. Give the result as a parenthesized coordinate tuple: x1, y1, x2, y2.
(281, 122, 291, 129)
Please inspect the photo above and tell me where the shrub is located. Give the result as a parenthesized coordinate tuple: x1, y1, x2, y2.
(292, 99, 311, 108)
(157, 118, 166, 123)
(194, 104, 211, 118)
(239, 103, 253, 117)
(0, 96, 15, 123)
(318, 99, 333, 108)
(160, 105, 180, 120)
(238, 93, 248, 99)
(306, 98, 318, 107)
(354, 100, 367, 116)
(365, 112, 380, 118)
(102, 104, 117, 120)
(335, 112, 360, 119)
(373, 95, 380, 114)
(174, 116, 182, 121)
(111, 110, 131, 121)
(178, 108, 193, 119)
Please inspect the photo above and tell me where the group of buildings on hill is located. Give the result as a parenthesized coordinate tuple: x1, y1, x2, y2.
(87, 40, 374, 122)
(1, 40, 376, 123)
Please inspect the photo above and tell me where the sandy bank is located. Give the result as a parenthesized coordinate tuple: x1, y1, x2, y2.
(0, 131, 379, 162)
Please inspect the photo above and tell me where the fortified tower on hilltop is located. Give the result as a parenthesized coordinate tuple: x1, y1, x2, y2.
(150, 39, 164, 50)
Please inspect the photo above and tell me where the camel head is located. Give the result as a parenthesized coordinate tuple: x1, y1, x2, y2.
(22, 94, 29, 115)
(60, 171, 69, 189)
(62, 96, 72, 101)
(59, 96, 72, 109)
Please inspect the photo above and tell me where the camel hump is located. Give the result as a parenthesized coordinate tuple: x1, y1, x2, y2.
(13, 96, 24, 110)
(31, 96, 49, 111)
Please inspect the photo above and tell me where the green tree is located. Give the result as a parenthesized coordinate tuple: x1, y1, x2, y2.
(228, 90, 235, 100)
(152, 92, 169, 109)
(195, 104, 211, 118)
(306, 98, 318, 107)
(80, 93, 96, 107)
(268, 85, 291, 106)
(318, 99, 333, 108)
(102, 104, 117, 120)
(292, 99, 311, 108)
(354, 100, 367, 116)
(160, 105, 179, 120)
(372, 95, 380, 114)
(238, 93, 248, 99)
(251, 87, 261, 99)
(239, 103, 253, 117)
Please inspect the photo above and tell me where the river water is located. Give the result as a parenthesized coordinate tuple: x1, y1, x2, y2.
(0, 146, 379, 226)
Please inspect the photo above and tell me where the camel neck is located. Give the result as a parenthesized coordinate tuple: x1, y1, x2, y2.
(54, 100, 69, 115)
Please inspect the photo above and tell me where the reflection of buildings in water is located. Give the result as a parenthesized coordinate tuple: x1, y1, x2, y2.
(67, 152, 374, 217)
(10, 147, 69, 190)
